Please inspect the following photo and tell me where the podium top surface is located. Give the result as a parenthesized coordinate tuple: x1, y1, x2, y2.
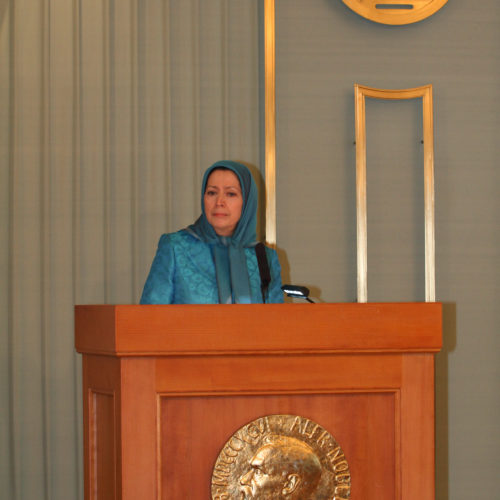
(75, 303, 442, 357)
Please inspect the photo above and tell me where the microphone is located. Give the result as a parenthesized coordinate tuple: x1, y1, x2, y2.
(281, 284, 315, 303)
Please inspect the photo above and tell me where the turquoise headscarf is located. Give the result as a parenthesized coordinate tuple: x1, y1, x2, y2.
(187, 161, 258, 304)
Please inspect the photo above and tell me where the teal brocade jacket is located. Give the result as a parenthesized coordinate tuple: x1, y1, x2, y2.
(140, 230, 284, 304)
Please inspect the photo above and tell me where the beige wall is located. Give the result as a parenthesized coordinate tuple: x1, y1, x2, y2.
(274, 2, 499, 499)
(1, 1, 498, 499)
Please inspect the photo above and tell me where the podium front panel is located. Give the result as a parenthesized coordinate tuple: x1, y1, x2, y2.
(76, 304, 440, 500)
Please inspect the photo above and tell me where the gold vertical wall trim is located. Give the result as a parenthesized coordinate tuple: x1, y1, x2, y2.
(264, 0, 276, 246)
(131, 0, 140, 297)
(72, 0, 82, 306)
(163, 0, 173, 231)
(354, 84, 436, 302)
(222, 0, 229, 160)
(422, 89, 435, 302)
(354, 86, 368, 303)
(193, 0, 201, 208)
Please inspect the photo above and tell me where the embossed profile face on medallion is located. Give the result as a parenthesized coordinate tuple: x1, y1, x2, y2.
(211, 415, 351, 500)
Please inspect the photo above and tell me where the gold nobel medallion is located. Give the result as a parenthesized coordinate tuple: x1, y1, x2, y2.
(342, 0, 448, 25)
(211, 415, 351, 500)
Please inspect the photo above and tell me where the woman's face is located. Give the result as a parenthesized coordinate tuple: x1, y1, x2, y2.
(204, 169, 243, 236)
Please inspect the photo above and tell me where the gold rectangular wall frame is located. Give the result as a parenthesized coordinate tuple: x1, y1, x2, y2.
(354, 84, 436, 303)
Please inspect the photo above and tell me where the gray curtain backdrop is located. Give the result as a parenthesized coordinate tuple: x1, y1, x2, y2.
(1, 1, 261, 499)
(1, 1, 498, 499)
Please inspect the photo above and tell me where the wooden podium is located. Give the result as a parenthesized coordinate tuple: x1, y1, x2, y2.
(75, 303, 441, 499)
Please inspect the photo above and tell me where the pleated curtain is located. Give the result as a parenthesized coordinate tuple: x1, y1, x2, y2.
(0, 1, 261, 498)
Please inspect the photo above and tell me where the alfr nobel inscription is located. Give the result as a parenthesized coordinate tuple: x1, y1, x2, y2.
(211, 415, 351, 499)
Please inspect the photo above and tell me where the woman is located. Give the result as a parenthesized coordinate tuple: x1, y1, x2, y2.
(140, 160, 283, 304)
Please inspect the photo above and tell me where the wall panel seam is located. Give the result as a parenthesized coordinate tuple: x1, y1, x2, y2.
(103, 0, 111, 303)
(72, 1, 84, 497)
(7, 0, 16, 497)
(41, 0, 51, 497)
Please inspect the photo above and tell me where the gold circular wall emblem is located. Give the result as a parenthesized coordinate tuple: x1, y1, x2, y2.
(342, 0, 448, 25)
(211, 414, 351, 500)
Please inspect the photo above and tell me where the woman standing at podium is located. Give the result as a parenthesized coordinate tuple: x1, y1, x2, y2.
(140, 161, 284, 304)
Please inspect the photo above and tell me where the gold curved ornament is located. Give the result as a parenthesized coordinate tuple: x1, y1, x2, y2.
(342, 0, 448, 25)
(211, 414, 351, 499)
